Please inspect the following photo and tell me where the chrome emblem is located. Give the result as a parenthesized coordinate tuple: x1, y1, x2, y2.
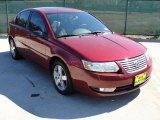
(133, 60, 139, 67)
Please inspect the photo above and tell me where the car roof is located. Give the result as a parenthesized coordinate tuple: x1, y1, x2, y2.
(28, 7, 84, 13)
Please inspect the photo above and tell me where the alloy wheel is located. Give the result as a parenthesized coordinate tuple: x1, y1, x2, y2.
(10, 40, 16, 58)
(53, 65, 68, 91)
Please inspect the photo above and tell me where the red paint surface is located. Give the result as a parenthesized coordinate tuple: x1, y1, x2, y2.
(8, 7, 152, 96)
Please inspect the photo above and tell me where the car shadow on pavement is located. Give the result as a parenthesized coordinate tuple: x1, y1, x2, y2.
(0, 51, 140, 119)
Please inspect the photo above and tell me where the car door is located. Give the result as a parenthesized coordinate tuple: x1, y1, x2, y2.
(25, 11, 49, 67)
(14, 10, 31, 56)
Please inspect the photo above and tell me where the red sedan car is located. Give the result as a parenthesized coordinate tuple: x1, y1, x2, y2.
(8, 7, 152, 96)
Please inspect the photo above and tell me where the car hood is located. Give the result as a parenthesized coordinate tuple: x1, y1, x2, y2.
(59, 33, 146, 62)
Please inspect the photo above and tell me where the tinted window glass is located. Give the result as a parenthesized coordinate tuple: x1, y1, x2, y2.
(29, 12, 46, 33)
(16, 11, 30, 27)
(47, 12, 111, 37)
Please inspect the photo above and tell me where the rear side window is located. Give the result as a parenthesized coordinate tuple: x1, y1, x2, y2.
(16, 11, 30, 28)
(29, 12, 46, 33)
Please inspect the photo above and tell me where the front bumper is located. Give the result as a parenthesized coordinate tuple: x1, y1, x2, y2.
(68, 59, 152, 96)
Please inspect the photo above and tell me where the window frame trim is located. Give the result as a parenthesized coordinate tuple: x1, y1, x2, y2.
(15, 10, 31, 28)
(27, 10, 48, 39)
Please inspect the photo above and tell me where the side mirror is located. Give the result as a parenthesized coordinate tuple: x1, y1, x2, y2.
(33, 31, 48, 39)
(33, 31, 44, 36)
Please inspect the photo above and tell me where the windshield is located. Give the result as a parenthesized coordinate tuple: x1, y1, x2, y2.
(46, 12, 111, 38)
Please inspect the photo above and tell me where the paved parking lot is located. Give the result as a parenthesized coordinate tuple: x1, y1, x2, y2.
(0, 37, 160, 120)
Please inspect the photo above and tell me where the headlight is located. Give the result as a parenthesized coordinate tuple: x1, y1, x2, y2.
(82, 60, 119, 72)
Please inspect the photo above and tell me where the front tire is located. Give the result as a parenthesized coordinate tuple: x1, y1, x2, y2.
(52, 60, 74, 95)
(9, 39, 21, 60)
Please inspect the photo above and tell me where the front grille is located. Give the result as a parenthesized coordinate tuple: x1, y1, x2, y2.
(118, 54, 147, 73)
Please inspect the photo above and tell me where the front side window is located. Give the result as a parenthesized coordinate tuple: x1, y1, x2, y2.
(29, 12, 46, 33)
(46, 12, 111, 37)
(16, 10, 30, 27)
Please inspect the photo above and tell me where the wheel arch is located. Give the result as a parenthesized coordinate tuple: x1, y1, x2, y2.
(49, 56, 69, 73)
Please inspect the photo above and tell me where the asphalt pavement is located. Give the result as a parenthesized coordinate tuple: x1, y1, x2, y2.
(0, 37, 160, 120)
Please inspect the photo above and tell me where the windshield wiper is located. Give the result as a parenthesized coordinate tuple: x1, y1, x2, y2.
(85, 31, 105, 35)
(57, 34, 78, 38)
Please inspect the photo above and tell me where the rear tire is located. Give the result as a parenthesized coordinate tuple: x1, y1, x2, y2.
(9, 39, 21, 60)
(52, 60, 74, 95)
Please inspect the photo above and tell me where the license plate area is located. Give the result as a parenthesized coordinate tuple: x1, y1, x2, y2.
(134, 72, 147, 86)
